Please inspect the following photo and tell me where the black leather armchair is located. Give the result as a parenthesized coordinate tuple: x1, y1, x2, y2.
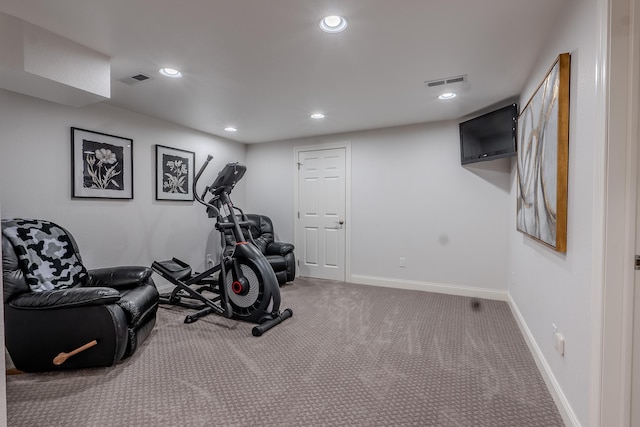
(225, 214, 295, 285)
(1, 218, 159, 372)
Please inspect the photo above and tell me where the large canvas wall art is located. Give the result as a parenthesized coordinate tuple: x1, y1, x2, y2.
(516, 53, 570, 252)
(71, 128, 133, 199)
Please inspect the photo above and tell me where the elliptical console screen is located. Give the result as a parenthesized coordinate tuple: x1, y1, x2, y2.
(209, 162, 247, 196)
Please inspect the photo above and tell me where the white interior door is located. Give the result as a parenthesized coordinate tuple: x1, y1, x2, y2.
(296, 147, 346, 281)
(632, 1, 640, 423)
(634, 266, 640, 426)
(633, 131, 640, 425)
(633, 114, 640, 427)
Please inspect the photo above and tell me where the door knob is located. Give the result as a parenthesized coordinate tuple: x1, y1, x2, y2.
(338, 220, 344, 225)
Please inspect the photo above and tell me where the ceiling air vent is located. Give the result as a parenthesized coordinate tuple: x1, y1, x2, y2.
(424, 74, 467, 88)
(119, 73, 154, 85)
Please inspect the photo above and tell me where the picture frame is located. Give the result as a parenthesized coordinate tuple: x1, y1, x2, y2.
(155, 145, 195, 201)
(71, 127, 133, 199)
(516, 53, 570, 252)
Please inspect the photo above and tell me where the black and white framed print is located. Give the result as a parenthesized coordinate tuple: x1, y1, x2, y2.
(155, 145, 195, 201)
(71, 127, 133, 199)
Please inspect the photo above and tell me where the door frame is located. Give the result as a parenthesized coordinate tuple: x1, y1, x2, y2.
(593, 0, 639, 424)
(0, 201, 6, 425)
(293, 141, 352, 282)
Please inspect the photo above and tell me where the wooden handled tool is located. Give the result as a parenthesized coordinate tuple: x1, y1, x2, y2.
(53, 340, 98, 366)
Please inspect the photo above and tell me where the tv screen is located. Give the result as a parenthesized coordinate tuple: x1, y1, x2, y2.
(459, 103, 518, 165)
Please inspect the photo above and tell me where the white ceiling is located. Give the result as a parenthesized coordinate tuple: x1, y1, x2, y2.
(0, 0, 566, 144)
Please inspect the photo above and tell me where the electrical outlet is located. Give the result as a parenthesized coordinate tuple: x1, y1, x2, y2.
(554, 332, 565, 356)
(551, 324, 564, 356)
(399, 257, 406, 268)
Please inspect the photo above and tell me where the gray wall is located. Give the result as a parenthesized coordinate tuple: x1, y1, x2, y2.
(245, 121, 512, 292)
(507, 0, 598, 424)
(0, 89, 246, 276)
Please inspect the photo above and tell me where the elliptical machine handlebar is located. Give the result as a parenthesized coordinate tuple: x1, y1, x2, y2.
(194, 155, 214, 191)
(193, 155, 220, 215)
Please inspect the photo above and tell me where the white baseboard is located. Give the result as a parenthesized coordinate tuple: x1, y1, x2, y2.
(507, 293, 580, 427)
(349, 274, 508, 301)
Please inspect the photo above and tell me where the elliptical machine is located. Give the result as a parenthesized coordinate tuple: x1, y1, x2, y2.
(151, 155, 292, 336)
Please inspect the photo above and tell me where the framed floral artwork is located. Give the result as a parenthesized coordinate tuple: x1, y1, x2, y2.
(71, 127, 133, 199)
(155, 145, 195, 201)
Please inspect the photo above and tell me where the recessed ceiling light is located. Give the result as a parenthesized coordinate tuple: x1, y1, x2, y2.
(319, 15, 347, 33)
(224, 127, 238, 132)
(310, 113, 325, 119)
(438, 92, 457, 100)
(159, 68, 182, 78)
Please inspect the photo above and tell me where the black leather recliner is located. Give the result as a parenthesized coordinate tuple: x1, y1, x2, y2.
(1, 218, 159, 372)
(225, 214, 295, 285)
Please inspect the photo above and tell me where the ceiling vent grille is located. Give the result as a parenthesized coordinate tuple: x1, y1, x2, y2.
(119, 73, 154, 85)
(424, 74, 467, 88)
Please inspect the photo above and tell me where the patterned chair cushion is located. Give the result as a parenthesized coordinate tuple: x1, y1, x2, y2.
(1, 219, 88, 292)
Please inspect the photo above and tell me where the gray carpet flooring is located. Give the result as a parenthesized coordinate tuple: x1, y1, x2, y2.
(6, 277, 564, 426)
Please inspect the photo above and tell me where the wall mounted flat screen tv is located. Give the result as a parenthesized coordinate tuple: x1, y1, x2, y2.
(459, 103, 518, 165)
